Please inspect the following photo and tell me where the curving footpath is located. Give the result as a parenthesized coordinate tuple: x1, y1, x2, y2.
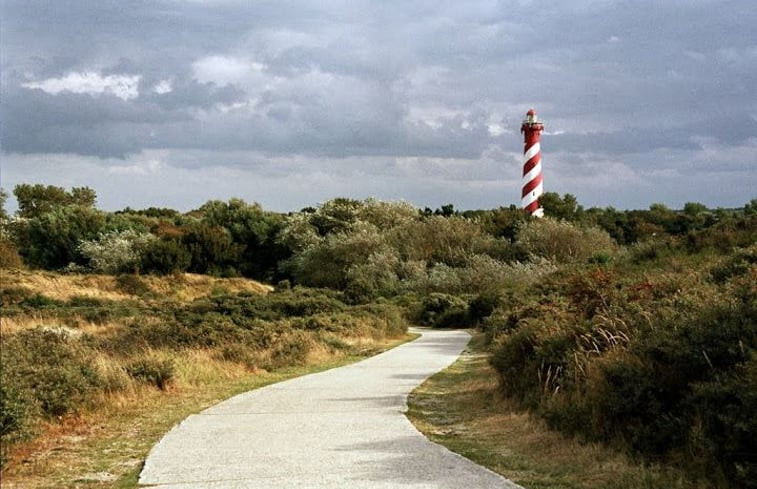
(139, 329, 521, 488)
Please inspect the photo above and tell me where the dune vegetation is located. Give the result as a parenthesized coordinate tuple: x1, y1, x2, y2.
(1, 184, 755, 488)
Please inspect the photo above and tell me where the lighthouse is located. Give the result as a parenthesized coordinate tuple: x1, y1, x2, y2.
(520, 109, 545, 217)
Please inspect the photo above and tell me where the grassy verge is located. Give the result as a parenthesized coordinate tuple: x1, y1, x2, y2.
(2, 333, 417, 489)
(407, 332, 708, 489)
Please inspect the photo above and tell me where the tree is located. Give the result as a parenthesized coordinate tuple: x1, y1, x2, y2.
(683, 202, 708, 216)
(140, 238, 191, 274)
(198, 198, 286, 279)
(78, 229, 156, 274)
(435, 204, 455, 217)
(540, 192, 584, 221)
(182, 224, 241, 275)
(14, 206, 106, 269)
(13, 184, 96, 218)
(0, 188, 8, 220)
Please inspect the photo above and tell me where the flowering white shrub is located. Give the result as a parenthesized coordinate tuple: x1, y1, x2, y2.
(78, 229, 156, 273)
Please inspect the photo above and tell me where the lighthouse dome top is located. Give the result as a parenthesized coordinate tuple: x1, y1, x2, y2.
(524, 109, 540, 125)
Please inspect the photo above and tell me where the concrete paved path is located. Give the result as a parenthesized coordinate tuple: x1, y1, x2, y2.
(139, 329, 521, 488)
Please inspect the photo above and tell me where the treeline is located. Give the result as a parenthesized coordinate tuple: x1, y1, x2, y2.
(2, 184, 754, 286)
(1, 184, 756, 486)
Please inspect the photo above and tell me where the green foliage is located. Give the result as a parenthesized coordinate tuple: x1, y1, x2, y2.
(13, 206, 107, 269)
(1, 328, 99, 426)
(488, 249, 757, 488)
(182, 223, 241, 275)
(418, 293, 468, 328)
(0, 188, 8, 220)
(517, 218, 616, 263)
(79, 229, 156, 273)
(540, 192, 584, 221)
(116, 206, 180, 218)
(126, 357, 175, 390)
(140, 238, 191, 274)
(292, 222, 385, 289)
(199, 198, 286, 280)
(0, 379, 38, 440)
(13, 184, 96, 218)
(345, 249, 403, 302)
(468, 293, 500, 324)
(710, 245, 757, 283)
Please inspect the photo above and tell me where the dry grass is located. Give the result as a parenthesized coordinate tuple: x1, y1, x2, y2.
(407, 332, 708, 489)
(0, 315, 120, 336)
(1, 269, 272, 303)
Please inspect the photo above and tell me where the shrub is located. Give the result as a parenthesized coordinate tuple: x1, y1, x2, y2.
(126, 356, 175, 390)
(292, 222, 385, 289)
(1, 328, 99, 420)
(517, 218, 616, 263)
(687, 357, 757, 487)
(182, 224, 241, 275)
(468, 293, 500, 324)
(627, 237, 676, 264)
(345, 249, 402, 302)
(418, 293, 468, 327)
(389, 215, 489, 267)
(0, 378, 39, 449)
(488, 269, 756, 487)
(490, 326, 540, 404)
(710, 244, 757, 283)
(78, 229, 156, 274)
(140, 238, 191, 274)
(13, 206, 107, 269)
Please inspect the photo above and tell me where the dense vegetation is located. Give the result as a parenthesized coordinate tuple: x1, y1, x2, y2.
(1, 184, 755, 487)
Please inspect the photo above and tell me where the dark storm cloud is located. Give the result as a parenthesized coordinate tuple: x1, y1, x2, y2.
(1, 0, 755, 209)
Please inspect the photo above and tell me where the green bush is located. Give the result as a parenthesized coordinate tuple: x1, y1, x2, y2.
(126, 357, 175, 390)
(517, 218, 616, 263)
(687, 357, 757, 487)
(417, 293, 469, 328)
(628, 237, 676, 264)
(0, 378, 39, 447)
(468, 293, 500, 324)
(140, 238, 191, 274)
(710, 244, 757, 283)
(1, 328, 99, 422)
(13, 206, 106, 269)
(78, 229, 156, 273)
(489, 265, 756, 488)
(182, 224, 241, 275)
(267, 332, 312, 369)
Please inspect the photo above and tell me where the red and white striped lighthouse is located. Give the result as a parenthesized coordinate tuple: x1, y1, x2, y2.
(520, 109, 545, 217)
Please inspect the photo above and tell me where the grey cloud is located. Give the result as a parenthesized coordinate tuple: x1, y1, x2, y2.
(1, 0, 755, 209)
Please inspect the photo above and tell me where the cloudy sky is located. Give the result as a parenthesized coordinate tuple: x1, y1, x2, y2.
(1, 0, 755, 212)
